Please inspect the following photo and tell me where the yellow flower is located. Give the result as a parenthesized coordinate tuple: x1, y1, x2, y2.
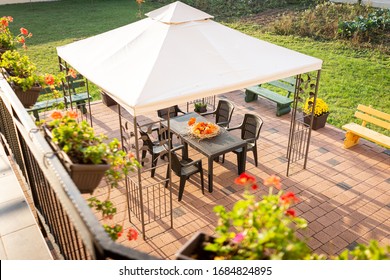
(303, 97, 329, 117)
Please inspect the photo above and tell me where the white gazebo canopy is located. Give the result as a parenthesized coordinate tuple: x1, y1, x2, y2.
(57, 1, 322, 116)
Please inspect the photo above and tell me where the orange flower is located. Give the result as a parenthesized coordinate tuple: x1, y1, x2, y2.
(7, 16, 13, 22)
(66, 110, 78, 119)
(50, 111, 63, 120)
(263, 175, 281, 190)
(188, 117, 196, 126)
(44, 74, 55, 86)
(127, 152, 135, 159)
(20, 27, 28, 35)
(1, 19, 8, 27)
(127, 228, 138, 241)
(68, 68, 77, 79)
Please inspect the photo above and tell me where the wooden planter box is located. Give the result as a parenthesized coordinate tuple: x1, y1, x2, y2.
(176, 232, 216, 260)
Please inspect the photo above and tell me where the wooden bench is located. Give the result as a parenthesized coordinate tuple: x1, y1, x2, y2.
(244, 77, 296, 116)
(27, 75, 90, 120)
(342, 104, 390, 149)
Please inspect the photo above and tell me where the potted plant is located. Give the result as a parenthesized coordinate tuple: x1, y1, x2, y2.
(0, 50, 48, 107)
(39, 110, 142, 243)
(0, 16, 32, 55)
(176, 173, 390, 260)
(194, 102, 207, 113)
(39, 110, 140, 193)
(176, 173, 312, 260)
(303, 96, 330, 130)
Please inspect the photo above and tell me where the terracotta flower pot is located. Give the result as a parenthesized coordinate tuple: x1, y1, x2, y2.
(13, 85, 41, 108)
(303, 112, 329, 130)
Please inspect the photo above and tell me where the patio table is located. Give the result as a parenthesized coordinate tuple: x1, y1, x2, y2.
(164, 112, 247, 192)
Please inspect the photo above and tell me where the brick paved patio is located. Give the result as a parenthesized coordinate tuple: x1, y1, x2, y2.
(86, 89, 390, 259)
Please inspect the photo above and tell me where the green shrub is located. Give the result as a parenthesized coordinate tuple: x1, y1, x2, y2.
(270, 2, 379, 39)
(338, 9, 390, 41)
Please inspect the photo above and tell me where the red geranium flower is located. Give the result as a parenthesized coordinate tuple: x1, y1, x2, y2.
(68, 68, 77, 79)
(50, 111, 63, 120)
(44, 74, 55, 86)
(66, 110, 78, 119)
(280, 191, 299, 205)
(17, 36, 25, 44)
(234, 172, 257, 189)
(1, 19, 8, 27)
(285, 209, 296, 217)
(127, 228, 138, 241)
(20, 27, 28, 35)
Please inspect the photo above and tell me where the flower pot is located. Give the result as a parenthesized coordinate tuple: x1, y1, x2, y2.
(303, 112, 329, 130)
(176, 232, 216, 260)
(68, 163, 110, 194)
(13, 85, 41, 108)
(42, 126, 109, 194)
(101, 91, 117, 107)
(194, 106, 207, 113)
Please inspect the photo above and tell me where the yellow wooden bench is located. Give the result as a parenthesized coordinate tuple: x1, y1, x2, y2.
(342, 104, 390, 149)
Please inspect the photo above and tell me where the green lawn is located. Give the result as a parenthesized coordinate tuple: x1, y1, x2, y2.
(2, 0, 389, 133)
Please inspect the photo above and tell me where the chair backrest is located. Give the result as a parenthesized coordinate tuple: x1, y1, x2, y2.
(215, 100, 235, 126)
(157, 105, 181, 120)
(139, 129, 154, 152)
(241, 114, 263, 142)
(170, 150, 182, 176)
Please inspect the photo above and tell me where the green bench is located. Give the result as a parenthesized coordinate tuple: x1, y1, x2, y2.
(244, 77, 296, 116)
(27, 75, 90, 120)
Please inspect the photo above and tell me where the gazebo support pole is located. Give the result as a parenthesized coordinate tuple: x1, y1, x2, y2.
(286, 70, 321, 176)
(303, 70, 321, 169)
(132, 115, 146, 240)
(286, 74, 301, 177)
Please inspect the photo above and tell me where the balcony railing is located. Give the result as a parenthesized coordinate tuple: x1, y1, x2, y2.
(0, 75, 157, 260)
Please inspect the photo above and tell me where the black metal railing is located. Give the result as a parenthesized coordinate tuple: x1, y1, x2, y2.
(0, 75, 157, 260)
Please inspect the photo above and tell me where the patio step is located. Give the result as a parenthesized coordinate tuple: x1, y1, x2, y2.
(0, 144, 53, 260)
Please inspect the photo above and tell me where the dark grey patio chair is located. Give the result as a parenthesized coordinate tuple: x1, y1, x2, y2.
(157, 105, 186, 120)
(201, 99, 235, 128)
(222, 113, 263, 169)
(139, 127, 168, 178)
(165, 145, 204, 201)
(157, 105, 186, 142)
